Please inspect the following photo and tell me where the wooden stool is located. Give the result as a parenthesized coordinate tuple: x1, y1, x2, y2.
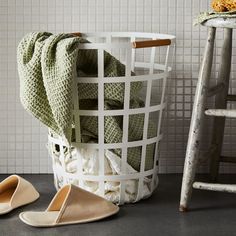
(179, 18, 236, 212)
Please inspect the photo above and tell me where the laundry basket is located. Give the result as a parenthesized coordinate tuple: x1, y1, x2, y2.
(48, 32, 175, 205)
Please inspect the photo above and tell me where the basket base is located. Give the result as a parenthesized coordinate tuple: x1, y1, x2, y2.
(52, 169, 158, 204)
(48, 138, 159, 204)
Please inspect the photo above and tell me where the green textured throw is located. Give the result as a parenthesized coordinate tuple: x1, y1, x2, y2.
(194, 10, 236, 25)
(17, 32, 157, 171)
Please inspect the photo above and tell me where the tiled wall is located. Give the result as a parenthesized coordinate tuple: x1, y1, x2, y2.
(1, 0, 236, 174)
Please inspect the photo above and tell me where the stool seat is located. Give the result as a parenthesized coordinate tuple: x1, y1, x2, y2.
(203, 17, 236, 28)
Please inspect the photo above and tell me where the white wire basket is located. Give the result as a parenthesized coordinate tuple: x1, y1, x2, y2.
(48, 32, 175, 205)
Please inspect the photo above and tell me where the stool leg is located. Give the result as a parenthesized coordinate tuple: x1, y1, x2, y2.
(210, 28, 232, 181)
(179, 27, 216, 212)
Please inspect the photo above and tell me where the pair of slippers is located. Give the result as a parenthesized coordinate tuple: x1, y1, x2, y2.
(0, 175, 119, 227)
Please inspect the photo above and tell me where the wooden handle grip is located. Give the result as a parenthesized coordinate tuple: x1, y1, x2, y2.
(71, 32, 82, 37)
(132, 39, 171, 48)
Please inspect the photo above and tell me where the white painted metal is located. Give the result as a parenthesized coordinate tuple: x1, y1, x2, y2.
(48, 32, 175, 204)
(98, 49, 105, 197)
(49, 134, 163, 149)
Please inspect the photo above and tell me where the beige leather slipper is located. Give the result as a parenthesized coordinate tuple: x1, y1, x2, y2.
(19, 184, 119, 227)
(19, 185, 119, 227)
(0, 175, 40, 215)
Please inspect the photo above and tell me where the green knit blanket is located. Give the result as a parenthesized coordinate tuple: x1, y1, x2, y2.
(17, 32, 156, 171)
(194, 10, 236, 25)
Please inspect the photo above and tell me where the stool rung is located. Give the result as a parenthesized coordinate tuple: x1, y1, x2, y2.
(207, 82, 225, 97)
(205, 109, 236, 118)
(193, 182, 236, 193)
(227, 94, 236, 101)
(220, 155, 236, 163)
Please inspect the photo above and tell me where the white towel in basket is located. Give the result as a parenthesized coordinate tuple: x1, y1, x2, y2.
(49, 142, 158, 203)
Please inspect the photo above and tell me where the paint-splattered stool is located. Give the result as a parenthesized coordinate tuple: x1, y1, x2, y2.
(179, 18, 236, 212)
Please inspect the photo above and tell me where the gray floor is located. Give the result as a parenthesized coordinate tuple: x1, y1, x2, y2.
(0, 174, 236, 236)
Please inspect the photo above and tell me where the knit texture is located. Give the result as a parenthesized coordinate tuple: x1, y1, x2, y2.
(194, 10, 236, 25)
(17, 32, 157, 171)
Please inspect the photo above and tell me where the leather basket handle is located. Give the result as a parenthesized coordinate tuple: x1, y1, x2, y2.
(132, 39, 171, 48)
